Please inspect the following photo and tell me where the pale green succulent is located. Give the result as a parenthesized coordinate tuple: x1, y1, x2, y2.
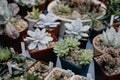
(53, 40, 69, 57)
(0, 48, 13, 62)
(78, 49, 93, 65)
(64, 37, 80, 49)
(54, 4, 71, 16)
(53, 37, 80, 57)
(102, 27, 120, 48)
(27, 6, 41, 19)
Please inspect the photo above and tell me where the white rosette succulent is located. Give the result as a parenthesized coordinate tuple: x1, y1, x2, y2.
(36, 12, 60, 28)
(65, 18, 90, 39)
(102, 26, 120, 48)
(24, 28, 53, 50)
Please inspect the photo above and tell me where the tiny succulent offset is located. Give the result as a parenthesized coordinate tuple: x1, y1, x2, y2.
(102, 26, 120, 48)
(36, 12, 60, 28)
(65, 18, 90, 39)
(24, 28, 53, 50)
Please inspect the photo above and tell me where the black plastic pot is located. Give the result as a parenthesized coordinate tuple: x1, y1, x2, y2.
(60, 58, 89, 77)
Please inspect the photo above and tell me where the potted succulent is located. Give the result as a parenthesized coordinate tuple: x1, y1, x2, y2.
(53, 37, 93, 76)
(0, 0, 29, 53)
(45, 67, 74, 80)
(33, 12, 61, 38)
(23, 28, 57, 62)
(27, 61, 52, 80)
(47, 0, 106, 22)
(89, 14, 106, 43)
(25, 6, 41, 30)
(93, 23, 120, 56)
(64, 18, 90, 48)
(0, 48, 13, 64)
(93, 23, 120, 80)
(13, 0, 46, 17)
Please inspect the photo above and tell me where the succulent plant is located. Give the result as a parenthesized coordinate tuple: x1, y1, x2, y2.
(53, 40, 69, 57)
(14, 0, 43, 7)
(64, 37, 80, 49)
(27, 6, 41, 19)
(65, 18, 90, 39)
(36, 12, 60, 28)
(78, 49, 93, 65)
(24, 28, 53, 50)
(54, 3, 71, 16)
(0, 0, 20, 39)
(53, 37, 80, 57)
(102, 26, 120, 48)
(0, 48, 13, 63)
(103, 0, 120, 22)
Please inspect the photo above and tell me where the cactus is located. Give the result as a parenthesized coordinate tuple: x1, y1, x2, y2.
(78, 49, 93, 65)
(0, 48, 13, 63)
(27, 6, 41, 19)
(102, 27, 120, 48)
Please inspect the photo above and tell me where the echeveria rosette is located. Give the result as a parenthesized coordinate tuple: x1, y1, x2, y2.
(102, 26, 120, 48)
(36, 12, 60, 28)
(65, 18, 90, 39)
(53, 40, 69, 57)
(24, 28, 53, 50)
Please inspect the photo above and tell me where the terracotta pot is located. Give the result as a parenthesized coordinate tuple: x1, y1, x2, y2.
(33, 20, 61, 38)
(93, 55, 120, 80)
(93, 23, 120, 56)
(22, 30, 57, 63)
(0, 18, 28, 53)
(92, 34, 104, 56)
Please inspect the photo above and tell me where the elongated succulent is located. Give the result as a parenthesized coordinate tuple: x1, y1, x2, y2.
(24, 28, 53, 50)
(78, 49, 93, 65)
(0, 0, 20, 39)
(102, 26, 120, 48)
(53, 37, 80, 57)
(54, 3, 71, 16)
(27, 6, 41, 19)
(65, 18, 90, 39)
(36, 12, 60, 28)
(0, 48, 13, 63)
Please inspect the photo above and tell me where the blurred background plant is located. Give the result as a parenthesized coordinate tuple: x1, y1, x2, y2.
(102, 0, 120, 22)
(0, 0, 20, 39)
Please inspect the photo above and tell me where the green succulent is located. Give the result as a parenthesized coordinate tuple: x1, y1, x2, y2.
(64, 37, 80, 49)
(102, 27, 120, 48)
(27, 6, 41, 19)
(0, 48, 13, 63)
(23, 72, 39, 80)
(53, 37, 80, 57)
(54, 4, 71, 16)
(78, 49, 93, 65)
(53, 40, 69, 57)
